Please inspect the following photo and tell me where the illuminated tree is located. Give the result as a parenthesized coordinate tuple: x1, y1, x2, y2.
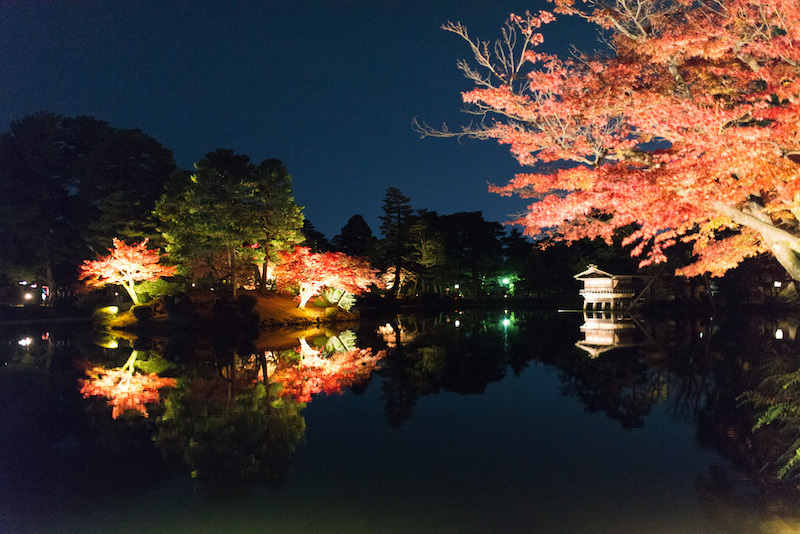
(407, 211, 446, 293)
(155, 149, 303, 294)
(273, 246, 383, 308)
(419, 1, 800, 280)
(250, 158, 305, 288)
(79, 238, 177, 305)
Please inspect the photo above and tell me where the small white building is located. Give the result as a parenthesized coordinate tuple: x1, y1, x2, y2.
(574, 264, 646, 311)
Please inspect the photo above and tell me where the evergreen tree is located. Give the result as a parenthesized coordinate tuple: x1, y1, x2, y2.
(0, 112, 174, 286)
(155, 149, 303, 295)
(379, 187, 413, 295)
(332, 214, 377, 260)
(407, 210, 446, 294)
(300, 219, 330, 253)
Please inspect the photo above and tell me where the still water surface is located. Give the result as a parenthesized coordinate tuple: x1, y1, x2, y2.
(0, 310, 797, 533)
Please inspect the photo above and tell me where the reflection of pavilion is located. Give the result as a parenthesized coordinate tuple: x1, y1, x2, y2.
(575, 311, 639, 358)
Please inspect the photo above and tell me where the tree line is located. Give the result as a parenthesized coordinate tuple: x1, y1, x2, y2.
(1, 111, 615, 303)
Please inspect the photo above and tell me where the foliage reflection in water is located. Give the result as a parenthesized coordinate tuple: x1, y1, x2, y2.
(2, 312, 800, 531)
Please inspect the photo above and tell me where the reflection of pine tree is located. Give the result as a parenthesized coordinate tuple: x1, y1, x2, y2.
(155, 377, 306, 496)
(379, 323, 418, 427)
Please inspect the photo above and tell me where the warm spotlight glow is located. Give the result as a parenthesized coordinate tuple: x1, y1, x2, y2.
(23, 292, 33, 300)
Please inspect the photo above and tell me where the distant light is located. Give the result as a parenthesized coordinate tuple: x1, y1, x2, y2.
(776, 329, 784, 340)
(18, 337, 32, 347)
(775, 281, 783, 288)
(454, 284, 459, 289)
(502, 317, 511, 327)
(454, 320, 460, 328)
(23, 292, 33, 300)
(502, 277, 510, 285)
(18, 281, 27, 286)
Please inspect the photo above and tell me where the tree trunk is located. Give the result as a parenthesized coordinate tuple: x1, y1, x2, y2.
(227, 246, 238, 298)
(123, 280, 140, 305)
(713, 202, 800, 281)
(259, 239, 271, 290)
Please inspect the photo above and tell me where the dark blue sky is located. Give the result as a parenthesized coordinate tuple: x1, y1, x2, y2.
(1, 1, 598, 239)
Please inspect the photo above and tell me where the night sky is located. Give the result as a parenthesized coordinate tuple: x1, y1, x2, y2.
(1, 1, 598, 239)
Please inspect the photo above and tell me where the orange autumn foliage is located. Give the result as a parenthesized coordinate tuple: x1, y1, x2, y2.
(271, 347, 385, 403)
(80, 365, 177, 419)
(423, 0, 800, 279)
(273, 246, 383, 308)
(80, 238, 177, 304)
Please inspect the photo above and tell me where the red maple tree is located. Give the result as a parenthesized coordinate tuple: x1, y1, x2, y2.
(420, 1, 800, 279)
(80, 238, 177, 304)
(273, 246, 383, 308)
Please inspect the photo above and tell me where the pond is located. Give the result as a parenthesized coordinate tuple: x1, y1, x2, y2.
(1, 309, 799, 533)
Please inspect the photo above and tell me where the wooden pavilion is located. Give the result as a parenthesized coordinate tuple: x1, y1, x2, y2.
(574, 264, 649, 311)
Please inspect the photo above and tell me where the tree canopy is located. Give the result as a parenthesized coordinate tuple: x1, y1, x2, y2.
(0, 112, 175, 285)
(79, 238, 177, 305)
(419, 0, 800, 280)
(154, 149, 304, 293)
(273, 246, 383, 308)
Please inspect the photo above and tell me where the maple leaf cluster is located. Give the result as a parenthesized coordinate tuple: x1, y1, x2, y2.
(273, 246, 384, 308)
(432, 0, 800, 279)
(271, 347, 385, 403)
(79, 238, 177, 304)
(79, 364, 177, 419)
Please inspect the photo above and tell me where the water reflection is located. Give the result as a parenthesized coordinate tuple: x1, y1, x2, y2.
(79, 350, 176, 419)
(4, 312, 800, 531)
(575, 310, 640, 358)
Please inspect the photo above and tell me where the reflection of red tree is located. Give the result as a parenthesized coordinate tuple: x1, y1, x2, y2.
(80, 365, 177, 419)
(272, 348, 385, 403)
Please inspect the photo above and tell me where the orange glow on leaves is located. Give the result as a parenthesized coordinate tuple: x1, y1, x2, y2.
(79, 238, 177, 303)
(273, 246, 384, 307)
(271, 348, 385, 403)
(450, 1, 800, 277)
(80, 365, 177, 419)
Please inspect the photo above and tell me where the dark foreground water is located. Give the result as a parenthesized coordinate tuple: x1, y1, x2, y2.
(2, 310, 800, 533)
